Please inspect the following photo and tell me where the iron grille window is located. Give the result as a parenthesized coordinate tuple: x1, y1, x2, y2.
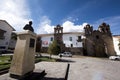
(51, 37, 53, 41)
(69, 37, 72, 41)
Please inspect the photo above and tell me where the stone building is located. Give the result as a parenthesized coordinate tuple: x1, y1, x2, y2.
(36, 23, 117, 56)
(37, 25, 83, 55)
(83, 23, 116, 57)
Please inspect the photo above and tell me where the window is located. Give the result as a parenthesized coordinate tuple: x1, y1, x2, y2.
(0, 46, 5, 49)
(71, 44, 73, 47)
(0, 29, 6, 39)
(76, 43, 78, 45)
(77, 36, 82, 42)
(51, 37, 53, 41)
(69, 37, 72, 41)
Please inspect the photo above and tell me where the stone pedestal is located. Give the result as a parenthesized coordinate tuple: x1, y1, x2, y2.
(9, 30, 36, 78)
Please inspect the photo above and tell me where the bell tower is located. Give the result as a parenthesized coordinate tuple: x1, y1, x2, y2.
(98, 22, 116, 56)
(54, 24, 65, 52)
(54, 24, 63, 43)
(84, 24, 93, 36)
(98, 22, 111, 36)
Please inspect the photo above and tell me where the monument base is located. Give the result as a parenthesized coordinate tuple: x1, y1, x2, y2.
(10, 71, 33, 79)
(9, 70, 46, 80)
(9, 30, 37, 77)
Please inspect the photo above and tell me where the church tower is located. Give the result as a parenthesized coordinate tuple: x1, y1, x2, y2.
(54, 24, 63, 43)
(54, 24, 65, 52)
(83, 23, 116, 57)
(98, 22, 111, 36)
(98, 23, 116, 56)
(84, 24, 93, 36)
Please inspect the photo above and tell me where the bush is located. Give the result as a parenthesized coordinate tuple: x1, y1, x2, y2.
(48, 40, 60, 58)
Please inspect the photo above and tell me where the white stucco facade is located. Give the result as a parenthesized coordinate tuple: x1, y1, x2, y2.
(40, 32, 83, 48)
(0, 20, 15, 52)
(41, 34, 54, 47)
(63, 33, 83, 47)
(113, 36, 120, 55)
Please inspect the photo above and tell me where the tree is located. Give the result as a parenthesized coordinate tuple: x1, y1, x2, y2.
(11, 32, 17, 40)
(48, 40, 60, 58)
(48, 43, 53, 58)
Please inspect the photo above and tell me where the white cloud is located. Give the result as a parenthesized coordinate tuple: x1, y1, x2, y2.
(92, 16, 120, 35)
(36, 16, 55, 34)
(37, 16, 87, 34)
(62, 21, 87, 33)
(94, 16, 120, 27)
(0, 0, 31, 31)
(62, 16, 79, 23)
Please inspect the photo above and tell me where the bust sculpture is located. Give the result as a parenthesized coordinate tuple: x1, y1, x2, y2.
(23, 21, 34, 32)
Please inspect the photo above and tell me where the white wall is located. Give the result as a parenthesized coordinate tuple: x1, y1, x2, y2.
(41, 35, 54, 47)
(41, 33, 83, 48)
(63, 34, 83, 47)
(0, 21, 13, 50)
(113, 37, 120, 55)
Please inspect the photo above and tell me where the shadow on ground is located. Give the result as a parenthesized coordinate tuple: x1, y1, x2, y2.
(56, 58, 75, 63)
(42, 77, 64, 80)
(19, 72, 65, 80)
(19, 60, 70, 80)
(17, 71, 46, 80)
(17, 70, 66, 80)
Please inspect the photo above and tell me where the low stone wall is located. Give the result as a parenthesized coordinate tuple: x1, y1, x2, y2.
(66, 47, 83, 55)
(41, 47, 48, 53)
(41, 47, 83, 55)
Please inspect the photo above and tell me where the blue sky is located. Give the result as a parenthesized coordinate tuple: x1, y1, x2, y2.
(0, 0, 120, 35)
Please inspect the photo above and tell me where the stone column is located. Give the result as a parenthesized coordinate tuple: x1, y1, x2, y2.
(9, 30, 36, 78)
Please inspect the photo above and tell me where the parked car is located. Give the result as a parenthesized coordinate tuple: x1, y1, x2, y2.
(59, 52, 72, 57)
(109, 55, 120, 61)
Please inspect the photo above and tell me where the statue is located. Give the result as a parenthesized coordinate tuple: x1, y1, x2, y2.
(23, 21, 34, 32)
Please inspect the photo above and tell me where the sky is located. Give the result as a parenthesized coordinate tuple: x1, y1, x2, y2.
(0, 0, 120, 35)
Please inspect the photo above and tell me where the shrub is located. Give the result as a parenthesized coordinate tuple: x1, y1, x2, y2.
(48, 40, 60, 58)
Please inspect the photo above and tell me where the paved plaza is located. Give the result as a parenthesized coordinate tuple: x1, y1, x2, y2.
(67, 56, 120, 80)
(0, 55, 120, 80)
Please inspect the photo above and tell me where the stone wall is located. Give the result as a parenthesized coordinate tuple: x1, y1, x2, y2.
(83, 23, 116, 57)
(66, 47, 83, 55)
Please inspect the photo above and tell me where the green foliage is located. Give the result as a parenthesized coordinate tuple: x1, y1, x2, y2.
(11, 32, 17, 40)
(48, 40, 60, 56)
(0, 56, 11, 70)
(35, 57, 56, 63)
(0, 55, 57, 70)
(0, 55, 11, 62)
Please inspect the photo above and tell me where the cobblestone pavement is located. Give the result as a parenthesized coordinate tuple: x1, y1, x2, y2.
(0, 61, 67, 80)
(42, 54, 120, 80)
(64, 56, 120, 80)
(35, 62, 67, 80)
(0, 55, 120, 80)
